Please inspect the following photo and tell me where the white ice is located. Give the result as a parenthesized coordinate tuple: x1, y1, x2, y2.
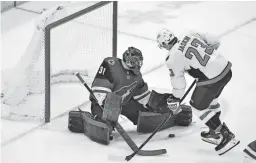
(1, 1, 256, 163)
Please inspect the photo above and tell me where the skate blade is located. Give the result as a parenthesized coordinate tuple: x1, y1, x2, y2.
(217, 139, 240, 155)
(201, 137, 220, 145)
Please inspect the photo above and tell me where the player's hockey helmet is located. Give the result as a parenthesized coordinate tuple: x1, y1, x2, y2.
(123, 47, 143, 73)
(157, 29, 176, 49)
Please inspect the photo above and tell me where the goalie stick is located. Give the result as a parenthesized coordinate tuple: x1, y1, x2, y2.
(125, 79, 197, 161)
(75, 73, 167, 156)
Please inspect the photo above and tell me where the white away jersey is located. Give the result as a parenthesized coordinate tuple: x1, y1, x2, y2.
(166, 31, 232, 98)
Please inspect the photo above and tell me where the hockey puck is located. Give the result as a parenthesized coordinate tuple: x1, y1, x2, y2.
(168, 134, 175, 138)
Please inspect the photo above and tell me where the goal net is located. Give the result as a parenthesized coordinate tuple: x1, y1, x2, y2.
(1, 1, 118, 122)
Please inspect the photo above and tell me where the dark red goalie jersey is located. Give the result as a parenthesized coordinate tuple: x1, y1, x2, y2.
(91, 57, 150, 106)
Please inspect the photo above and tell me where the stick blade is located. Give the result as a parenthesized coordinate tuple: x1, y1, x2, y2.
(125, 148, 167, 161)
(125, 154, 135, 161)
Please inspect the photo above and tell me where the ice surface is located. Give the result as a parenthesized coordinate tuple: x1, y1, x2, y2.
(1, 1, 256, 163)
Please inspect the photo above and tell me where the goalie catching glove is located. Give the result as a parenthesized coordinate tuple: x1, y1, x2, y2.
(147, 90, 192, 126)
(137, 90, 192, 133)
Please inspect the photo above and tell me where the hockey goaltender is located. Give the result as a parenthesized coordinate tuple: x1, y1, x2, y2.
(68, 47, 192, 145)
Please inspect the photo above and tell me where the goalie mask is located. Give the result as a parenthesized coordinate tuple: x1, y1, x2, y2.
(157, 29, 177, 50)
(123, 47, 143, 75)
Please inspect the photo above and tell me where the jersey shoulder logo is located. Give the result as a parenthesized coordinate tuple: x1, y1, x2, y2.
(107, 58, 115, 65)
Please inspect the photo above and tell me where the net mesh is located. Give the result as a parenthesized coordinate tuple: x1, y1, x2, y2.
(1, 2, 114, 121)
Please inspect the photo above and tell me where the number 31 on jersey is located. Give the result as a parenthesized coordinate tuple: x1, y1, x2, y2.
(98, 66, 106, 75)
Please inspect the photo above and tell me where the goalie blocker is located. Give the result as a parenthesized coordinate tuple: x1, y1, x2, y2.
(68, 93, 121, 145)
(68, 91, 192, 144)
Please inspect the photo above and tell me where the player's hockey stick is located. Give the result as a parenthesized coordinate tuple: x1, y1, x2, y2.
(125, 79, 197, 161)
(75, 73, 167, 156)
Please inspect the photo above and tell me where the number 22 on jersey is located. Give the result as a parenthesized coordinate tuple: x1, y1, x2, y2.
(184, 38, 215, 66)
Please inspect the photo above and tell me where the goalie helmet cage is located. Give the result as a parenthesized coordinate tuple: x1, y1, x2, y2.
(44, 1, 118, 123)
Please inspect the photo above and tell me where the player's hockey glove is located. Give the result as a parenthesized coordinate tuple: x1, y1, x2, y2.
(146, 90, 179, 114)
(167, 94, 181, 115)
(167, 95, 192, 126)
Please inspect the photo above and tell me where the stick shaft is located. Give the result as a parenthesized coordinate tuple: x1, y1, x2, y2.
(126, 79, 196, 160)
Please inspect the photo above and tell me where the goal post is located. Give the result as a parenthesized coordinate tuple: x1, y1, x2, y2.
(44, 1, 118, 123)
(1, 1, 118, 123)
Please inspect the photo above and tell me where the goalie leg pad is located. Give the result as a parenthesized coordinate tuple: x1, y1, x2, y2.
(68, 111, 84, 133)
(81, 111, 112, 145)
(137, 111, 176, 133)
(136, 105, 192, 133)
(175, 105, 193, 126)
(102, 93, 122, 123)
(121, 98, 148, 125)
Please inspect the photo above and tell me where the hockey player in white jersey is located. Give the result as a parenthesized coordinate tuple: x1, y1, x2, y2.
(156, 29, 240, 155)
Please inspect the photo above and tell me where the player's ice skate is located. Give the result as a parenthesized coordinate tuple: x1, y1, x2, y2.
(201, 129, 222, 145)
(215, 123, 240, 155)
(201, 103, 222, 145)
